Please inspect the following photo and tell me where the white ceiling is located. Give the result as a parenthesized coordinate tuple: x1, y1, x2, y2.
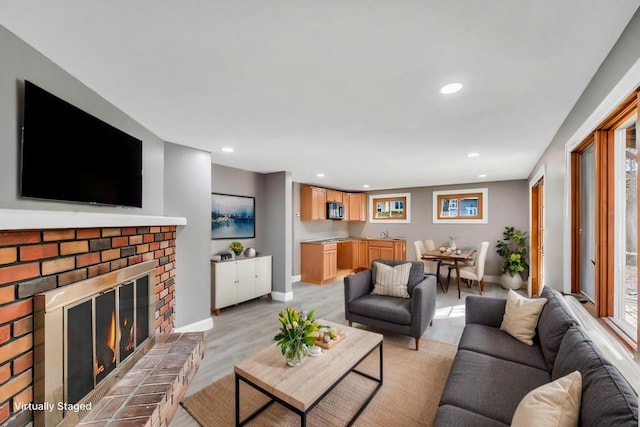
(2, 1, 639, 191)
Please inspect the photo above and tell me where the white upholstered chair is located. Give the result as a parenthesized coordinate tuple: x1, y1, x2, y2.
(451, 241, 490, 295)
(414, 240, 439, 275)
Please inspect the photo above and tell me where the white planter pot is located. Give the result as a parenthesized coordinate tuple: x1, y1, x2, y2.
(501, 272, 523, 290)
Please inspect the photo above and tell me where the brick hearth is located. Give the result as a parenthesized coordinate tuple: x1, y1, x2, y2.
(0, 226, 178, 426)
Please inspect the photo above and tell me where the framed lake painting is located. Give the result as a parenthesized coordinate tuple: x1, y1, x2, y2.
(211, 193, 255, 239)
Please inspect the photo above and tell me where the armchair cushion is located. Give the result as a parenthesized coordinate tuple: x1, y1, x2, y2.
(371, 261, 411, 298)
(370, 259, 424, 295)
(349, 294, 412, 325)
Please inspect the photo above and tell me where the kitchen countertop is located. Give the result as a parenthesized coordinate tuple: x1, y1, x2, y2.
(301, 237, 405, 244)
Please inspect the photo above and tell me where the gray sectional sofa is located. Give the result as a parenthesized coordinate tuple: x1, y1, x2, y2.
(433, 286, 638, 426)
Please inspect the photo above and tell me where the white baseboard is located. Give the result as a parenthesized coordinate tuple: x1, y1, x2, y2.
(484, 275, 502, 285)
(292, 274, 301, 283)
(271, 291, 294, 302)
(174, 316, 214, 333)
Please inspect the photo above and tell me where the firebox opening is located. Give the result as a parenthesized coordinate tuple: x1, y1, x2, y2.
(35, 260, 157, 427)
(64, 275, 151, 407)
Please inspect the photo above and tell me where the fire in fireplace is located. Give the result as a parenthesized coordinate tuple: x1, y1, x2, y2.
(65, 276, 150, 405)
(35, 261, 155, 426)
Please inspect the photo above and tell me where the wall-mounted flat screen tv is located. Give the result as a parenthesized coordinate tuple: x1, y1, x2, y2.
(20, 80, 143, 208)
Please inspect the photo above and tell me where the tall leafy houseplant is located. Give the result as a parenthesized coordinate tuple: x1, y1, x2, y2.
(496, 226, 528, 289)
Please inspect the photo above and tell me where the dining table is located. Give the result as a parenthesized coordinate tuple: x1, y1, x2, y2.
(421, 248, 476, 298)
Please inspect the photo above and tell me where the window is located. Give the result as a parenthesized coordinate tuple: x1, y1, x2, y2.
(570, 88, 638, 349)
(369, 193, 410, 223)
(433, 188, 488, 224)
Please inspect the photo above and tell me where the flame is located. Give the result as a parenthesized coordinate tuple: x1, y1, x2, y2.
(95, 359, 105, 375)
(107, 311, 116, 363)
(121, 316, 136, 352)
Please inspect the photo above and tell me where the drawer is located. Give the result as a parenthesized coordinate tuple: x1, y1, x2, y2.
(323, 243, 337, 251)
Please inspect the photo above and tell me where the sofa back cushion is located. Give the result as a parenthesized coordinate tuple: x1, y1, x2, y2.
(553, 326, 638, 426)
(537, 287, 577, 370)
(370, 260, 424, 295)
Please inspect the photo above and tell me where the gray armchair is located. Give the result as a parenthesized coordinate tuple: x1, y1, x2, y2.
(344, 260, 437, 350)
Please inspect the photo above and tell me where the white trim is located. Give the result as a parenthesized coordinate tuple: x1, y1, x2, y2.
(432, 188, 488, 224)
(563, 56, 640, 294)
(368, 193, 411, 224)
(528, 164, 546, 297)
(173, 316, 214, 332)
(271, 291, 293, 302)
(291, 274, 301, 283)
(0, 208, 187, 230)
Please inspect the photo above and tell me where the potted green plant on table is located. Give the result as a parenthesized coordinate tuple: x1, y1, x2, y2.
(274, 307, 318, 367)
(229, 241, 244, 257)
(496, 226, 529, 290)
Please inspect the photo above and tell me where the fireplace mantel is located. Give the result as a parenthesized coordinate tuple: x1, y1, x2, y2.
(0, 208, 187, 230)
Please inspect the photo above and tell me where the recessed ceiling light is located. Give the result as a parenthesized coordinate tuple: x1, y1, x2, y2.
(440, 83, 463, 94)
(467, 152, 480, 158)
(316, 173, 325, 178)
(478, 173, 487, 178)
(363, 184, 370, 188)
(221, 147, 234, 153)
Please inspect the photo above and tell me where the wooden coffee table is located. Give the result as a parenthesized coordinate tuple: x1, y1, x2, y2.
(234, 319, 383, 426)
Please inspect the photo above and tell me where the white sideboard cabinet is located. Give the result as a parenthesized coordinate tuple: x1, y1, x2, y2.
(211, 255, 272, 315)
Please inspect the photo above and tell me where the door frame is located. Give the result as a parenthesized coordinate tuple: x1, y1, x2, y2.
(529, 164, 546, 297)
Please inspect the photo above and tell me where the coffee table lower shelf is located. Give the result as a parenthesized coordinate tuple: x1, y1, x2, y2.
(235, 342, 383, 427)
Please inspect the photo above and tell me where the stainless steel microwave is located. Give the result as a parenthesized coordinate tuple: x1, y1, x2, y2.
(327, 202, 345, 220)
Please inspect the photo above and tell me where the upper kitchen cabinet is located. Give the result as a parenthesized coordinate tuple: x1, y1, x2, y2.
(347, 193, 367, 221)
(326, 189, 345, 203)
(300, 186, 327, 221)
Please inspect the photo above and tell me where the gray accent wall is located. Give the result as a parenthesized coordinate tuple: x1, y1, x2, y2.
(292, 180, 528, 278)
(210, 165, 293, 297)
(210, 164, 266, 256)
(0, 25, 164, 215)
(264, 172, 293, 296)
(0, 25, 212, 329)
(164, 143, 212, 328)
(529, 8, 640, 290)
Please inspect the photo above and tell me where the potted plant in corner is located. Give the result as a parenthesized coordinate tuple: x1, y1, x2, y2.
(496, 226, 529, 290)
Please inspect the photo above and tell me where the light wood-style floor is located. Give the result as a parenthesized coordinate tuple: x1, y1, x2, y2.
(171, 276, 512, 426)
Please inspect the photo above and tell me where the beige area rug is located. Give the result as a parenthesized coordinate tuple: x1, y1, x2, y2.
(180, 339, 457, 426)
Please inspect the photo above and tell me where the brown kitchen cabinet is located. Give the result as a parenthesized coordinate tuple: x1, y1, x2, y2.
(326, 189, 345, 203)
(301, 242, 337, 284)
(346, 192, 367, 221)
(300, 186, 327, 221)
(365, 239, 406, 265)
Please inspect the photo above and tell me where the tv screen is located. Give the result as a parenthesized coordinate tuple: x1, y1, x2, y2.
(20, 80, 143, 208)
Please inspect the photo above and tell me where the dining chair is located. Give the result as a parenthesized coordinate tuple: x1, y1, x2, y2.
(450, 241, 490, 296)
(413, 240, 439, 275)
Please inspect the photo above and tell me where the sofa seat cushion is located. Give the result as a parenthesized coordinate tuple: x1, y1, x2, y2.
(537, 287, 577, 370)
(433, 404, 508, 427)
(439, 349, 551, 425)
(553, 327, 638, 426)
(349, 294, 411, 325)
(458, 324, 547, 370)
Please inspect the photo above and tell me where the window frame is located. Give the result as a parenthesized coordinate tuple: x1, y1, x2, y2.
(432, 188, 488, 224)
(368, 193, 410, 223)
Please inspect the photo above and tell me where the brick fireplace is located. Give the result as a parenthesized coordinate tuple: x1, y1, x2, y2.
(0, 225, 178, 426)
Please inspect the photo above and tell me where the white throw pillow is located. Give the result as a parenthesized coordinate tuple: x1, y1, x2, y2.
(371, 262, 411, 298)
(511, 371, 582, 427)
(500, 289, 547, 345)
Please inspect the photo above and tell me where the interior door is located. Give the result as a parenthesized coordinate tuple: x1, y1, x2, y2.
(579, 144, 597, 302)
(530, 177, 544, 296)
